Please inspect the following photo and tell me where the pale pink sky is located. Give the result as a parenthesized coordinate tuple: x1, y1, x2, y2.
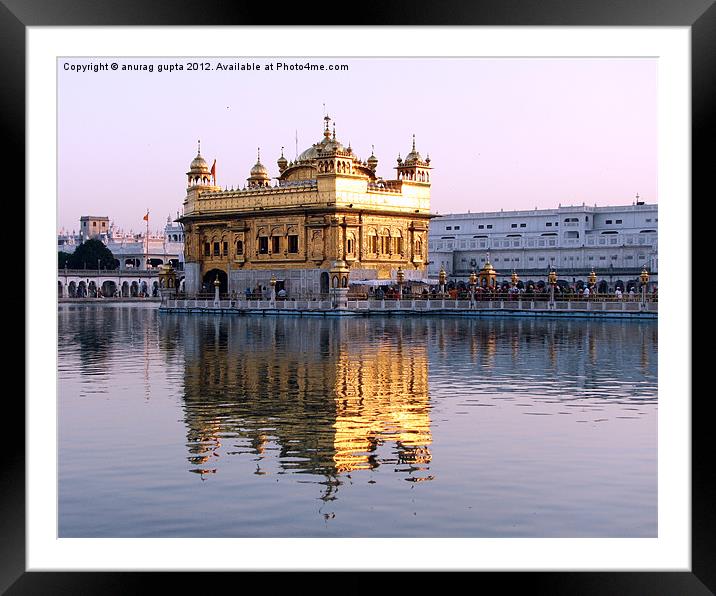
(58, 57, 657, 232)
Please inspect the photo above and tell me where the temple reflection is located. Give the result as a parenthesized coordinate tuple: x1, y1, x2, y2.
(154, 313, 657, 492)
(170, 316, 432, 483)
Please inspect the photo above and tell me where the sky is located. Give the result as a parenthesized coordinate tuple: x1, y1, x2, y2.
(57, 57, 657, 233)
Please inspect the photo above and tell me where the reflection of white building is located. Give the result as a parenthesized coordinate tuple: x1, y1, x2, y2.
(428, 200, 657, 287)
(58, 215, 185, 271)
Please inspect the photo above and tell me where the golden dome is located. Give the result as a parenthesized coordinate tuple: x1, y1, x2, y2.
(188, 140, 210, 174)
(277, 147, 288, 169)
(367, 145, 378, 169)
(330, 259, 349, 271)
(249, 148, 269, 179)
(250, 161, 269, 177)
(296, 115, 346, 162)
(189, 154, 210, 174)
(403, 134, 423, 165)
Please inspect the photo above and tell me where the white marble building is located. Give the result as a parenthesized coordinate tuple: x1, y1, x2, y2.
(58, 215, 185, 271)
(428, 200, 657, 289)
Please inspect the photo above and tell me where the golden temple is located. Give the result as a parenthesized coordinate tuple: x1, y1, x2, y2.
(178, 116, 434, 295)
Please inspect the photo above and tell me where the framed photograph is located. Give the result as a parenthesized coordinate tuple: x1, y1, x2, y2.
(6, 1, 709, 591)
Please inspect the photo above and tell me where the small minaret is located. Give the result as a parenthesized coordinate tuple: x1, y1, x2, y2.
(277, 146, 288, 174)
(186, 140, 212, 188)
(395, 134, 431, 184)
(367, 145, 378, 173)
(247, 147, 270, 188)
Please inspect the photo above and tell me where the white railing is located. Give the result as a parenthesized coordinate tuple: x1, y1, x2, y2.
(162, 296, 657, 313)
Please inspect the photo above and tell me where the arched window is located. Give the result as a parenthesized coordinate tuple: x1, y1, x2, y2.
(257, 227, 268, 254)
(367, 229, 378, 254)
(236, 239, 244, 255)
(379, 228, 391, 254)
(392, 229, 403, 255)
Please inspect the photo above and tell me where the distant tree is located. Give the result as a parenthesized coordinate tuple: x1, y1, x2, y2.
(58, 251, 73, 269)
(67, 239, 118, 270)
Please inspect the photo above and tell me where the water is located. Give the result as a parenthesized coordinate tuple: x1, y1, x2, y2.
(58, 303, 657, 537)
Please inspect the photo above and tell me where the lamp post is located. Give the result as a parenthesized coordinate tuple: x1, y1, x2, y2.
(548, 267, 558, 308)
(588, 269, 597, 294)
(213, 274, 221, 306)
(511, 270, 519, 303)
(396, 266, 405, 300)
(439, 266, 447, 297)
(639, 267, 650, 308)
(469, 269, 477, 307)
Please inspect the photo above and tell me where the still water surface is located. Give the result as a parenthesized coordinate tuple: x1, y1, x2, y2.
(58, 304, 657, 537)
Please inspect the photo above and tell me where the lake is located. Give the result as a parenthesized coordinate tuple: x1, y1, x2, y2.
(58, 303, 657, 537)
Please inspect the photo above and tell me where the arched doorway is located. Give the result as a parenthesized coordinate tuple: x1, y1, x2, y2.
(320, 271, 329, 295)
(102, 280, 117, 297)
(58, 281, 63, 298)
(121, 281, 130, 297)
(203, 269, 227, 295)
(598, 280, 608, 294)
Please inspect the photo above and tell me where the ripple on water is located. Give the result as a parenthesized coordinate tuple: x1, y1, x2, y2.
(58, 307, 657, 537)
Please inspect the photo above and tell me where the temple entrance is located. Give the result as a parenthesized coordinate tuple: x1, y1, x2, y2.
(203, 269, 228, 295)
(320, 271, 329, 295)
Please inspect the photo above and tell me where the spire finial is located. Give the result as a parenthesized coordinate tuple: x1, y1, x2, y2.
(323, 114, 331, 139)
(197, 139, 201, 155)
(257, 147, 261, 163)
(280, 146, 284, 157)
(412, 134, 416, 151)
(332, 124, 336, 141)
(371, 144, 375, 155)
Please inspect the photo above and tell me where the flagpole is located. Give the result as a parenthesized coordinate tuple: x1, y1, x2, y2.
(145, 209, 149, 271)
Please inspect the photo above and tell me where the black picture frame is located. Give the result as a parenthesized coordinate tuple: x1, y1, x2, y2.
(4, 1, 709, 592)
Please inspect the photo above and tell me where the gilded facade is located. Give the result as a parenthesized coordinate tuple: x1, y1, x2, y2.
(178, 116, 433, 295)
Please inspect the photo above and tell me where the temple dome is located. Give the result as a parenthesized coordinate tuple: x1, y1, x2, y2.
(250, 160, 269, 177)
(249, 148, 269, 179)
(189, 153, 210, 174)
(295, 115, 347, 162)
(277, 148, 288, 170)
